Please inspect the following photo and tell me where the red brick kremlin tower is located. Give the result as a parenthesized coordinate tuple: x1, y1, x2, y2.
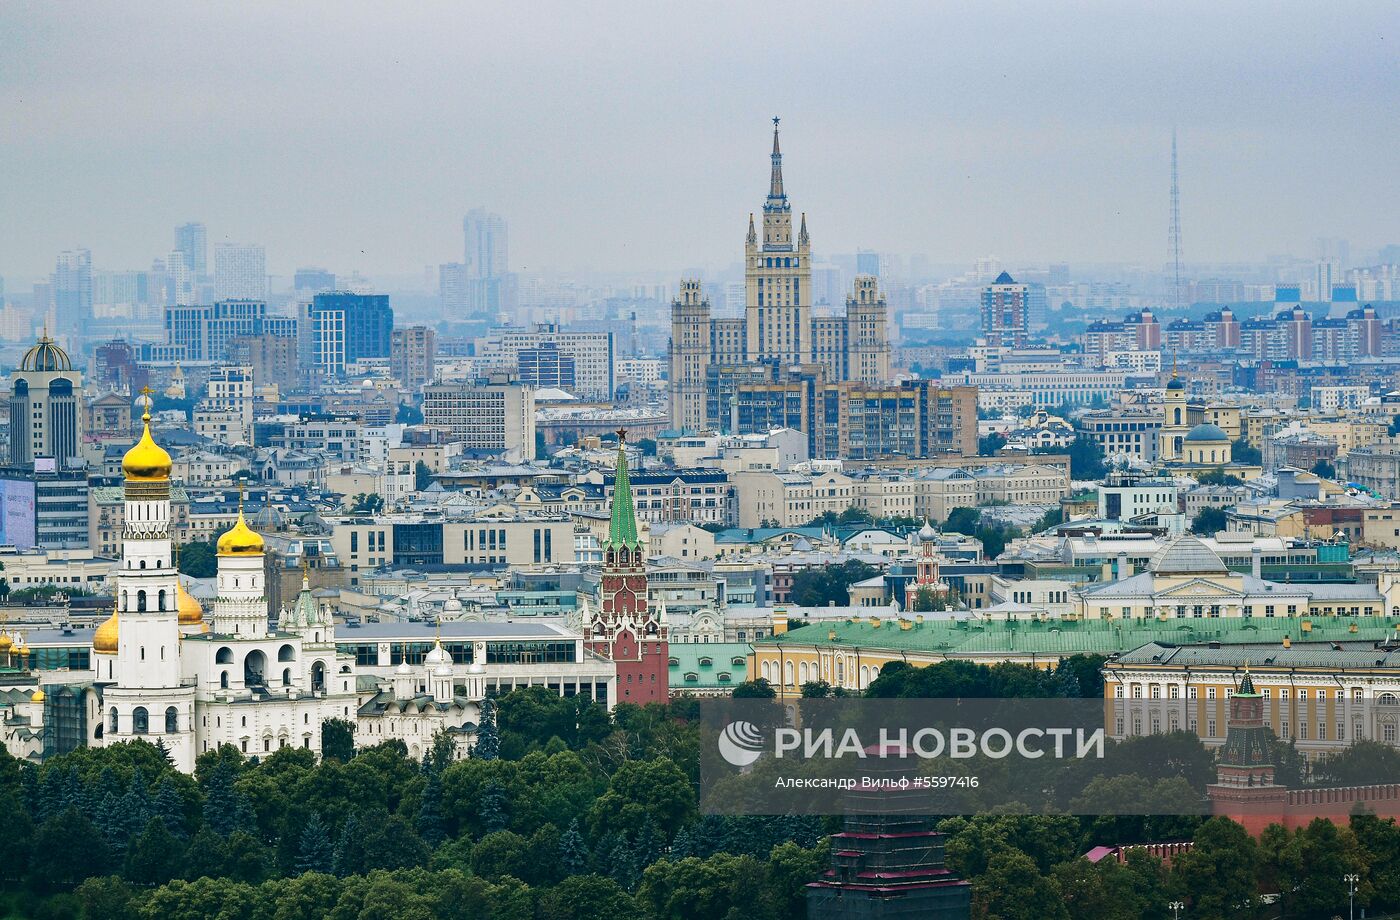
(1206, 669, 1288, 836)
(587, 431, 669, 703)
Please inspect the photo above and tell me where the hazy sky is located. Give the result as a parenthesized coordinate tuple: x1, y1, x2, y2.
(2, 1, 1397, 284)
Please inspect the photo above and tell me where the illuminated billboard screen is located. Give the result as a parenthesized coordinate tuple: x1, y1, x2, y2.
(0, 479, 37, 549)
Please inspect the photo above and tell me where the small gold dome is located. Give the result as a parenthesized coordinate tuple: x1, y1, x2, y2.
(93, 610, 119, 654)
(31, 689, 45, 703)
(176, 581, 204, 625)
(122, 413, 172, 481)
(217, 508, 265, 557)
(0, 633, 11, 652)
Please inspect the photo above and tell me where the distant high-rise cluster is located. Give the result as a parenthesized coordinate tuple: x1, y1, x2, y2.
(669, 121, 891, 434)
(174, 222, 208, 277)
(440, 208, 513, 316)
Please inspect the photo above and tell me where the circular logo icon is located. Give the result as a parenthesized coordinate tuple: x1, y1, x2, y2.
(717, 720, 765, 767)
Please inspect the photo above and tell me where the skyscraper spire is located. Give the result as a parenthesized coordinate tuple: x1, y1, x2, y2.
(798, 212, 808, 248)
(607, 430, 640, 550)
(768, 116, 785, 202)
(747, 213, 757, 246)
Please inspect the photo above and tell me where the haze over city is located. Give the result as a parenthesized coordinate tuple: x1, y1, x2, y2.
(3, 1, 1397, 284)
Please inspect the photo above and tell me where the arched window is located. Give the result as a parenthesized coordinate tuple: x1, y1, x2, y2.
(140, 560, 146, 569)
(216, 647, 234, 664)
(158, 589, 167, 611)
(132, 707, 149, 735)
(109, 707, 118, 733)
(1379, 692, 1398, 706)
(220, 671, 229, 689)
(278, 644, 295, 662)
(311, 661, 326, 692)
(244, 649, 267, 687)
(283, 668, 292, 686)
(1174, 408, 1182, 425)
(165, 706, 178, 734)
(137, 590, 147, 612)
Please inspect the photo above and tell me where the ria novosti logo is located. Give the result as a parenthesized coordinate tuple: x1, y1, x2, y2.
(717, 720, 766, 767)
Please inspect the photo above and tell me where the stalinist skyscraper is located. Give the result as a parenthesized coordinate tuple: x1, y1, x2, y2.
(669, 120, 890, 432)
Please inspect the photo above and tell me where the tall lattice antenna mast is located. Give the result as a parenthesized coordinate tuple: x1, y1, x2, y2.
(1169, 127, 1184, 309)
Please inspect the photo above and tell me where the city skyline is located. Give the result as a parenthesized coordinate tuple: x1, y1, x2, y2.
(2, 2, 1397, 284)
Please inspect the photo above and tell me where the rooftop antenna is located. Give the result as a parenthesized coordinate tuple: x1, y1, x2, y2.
(1169, 127, 1185, 310)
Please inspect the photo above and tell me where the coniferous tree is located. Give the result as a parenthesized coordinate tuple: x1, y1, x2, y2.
(233, 788, 257, 835)
(473, 700, 500, 760)
(296, 812, 334, 875)
(85, 766, 118, 816)
(97, 791, 126, 849)
(668, 825, 694, 860)
(417, 772, 446, 846)
(203, 763, 237, 836)
(476, 779, 509, 833)
(36, 768, 64, 822)
(117, 766, 152, 843)
(124, 815, 181, 886)
(560, 819, 591, 876)
(63, 765, 84, 812)
(633, 817, 665, 867)
(605, 835, 641, 891)
(153, 774, 186, 837)
(1057, 664, 1081, 698)
(332, 812, 363, 877)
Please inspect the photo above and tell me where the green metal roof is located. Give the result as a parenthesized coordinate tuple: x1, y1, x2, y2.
(667, 642, 749, 688)
(760, 616, 1399, 658)
(607, 444, 641, 550)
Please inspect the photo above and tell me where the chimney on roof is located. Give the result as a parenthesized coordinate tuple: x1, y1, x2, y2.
(1117, 551, 1132, 581)
(1252, 545, 1262, 579)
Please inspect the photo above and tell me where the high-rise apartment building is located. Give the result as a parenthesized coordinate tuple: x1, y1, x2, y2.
(164, 300, 278, 362)
(174, 223, 208, 276)
(53, 248, 93, 340)
(463, 208, 509, 279)
(669, 122, 890, 431)
(391, 325, 437, 390)
(213, 243, 267, 301)
(228, 334, 298, 392)
(483, 323, 614, 398)
(980, 271, 1030, 348)
(309, 292, 393, 363)
(422, 378, 536, 462)
(8, 333, 83, 469)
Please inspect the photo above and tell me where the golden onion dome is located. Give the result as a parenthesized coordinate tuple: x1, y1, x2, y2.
(93, 610, 119, 654)
(217, 507, 265, 557)
(31, 689, 45, 704)
(0, 633, 11, 652)
(122, 412, 172, 481)
(176, 581, 204, 625)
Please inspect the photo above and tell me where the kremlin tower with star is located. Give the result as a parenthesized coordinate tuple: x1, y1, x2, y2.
(585, 431, 668, 703)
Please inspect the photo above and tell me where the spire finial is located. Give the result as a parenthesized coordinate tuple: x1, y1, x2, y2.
(768, 118, 785, 201)
(615, 428, 627, 445)
(139, 385, 154, 423)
